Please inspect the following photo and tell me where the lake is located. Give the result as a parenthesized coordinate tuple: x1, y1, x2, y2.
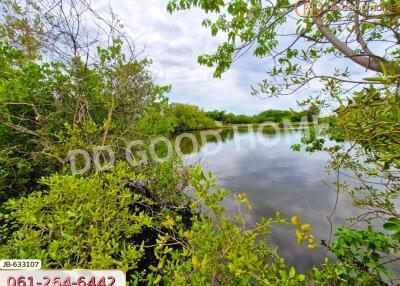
(175, 127, 360, 273)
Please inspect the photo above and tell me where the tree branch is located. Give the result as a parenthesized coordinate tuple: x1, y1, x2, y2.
(313, 17, 399, 74)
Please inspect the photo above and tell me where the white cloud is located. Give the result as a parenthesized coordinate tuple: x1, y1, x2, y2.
(95, 0, 373, 114)
(92, 0, 303, 114)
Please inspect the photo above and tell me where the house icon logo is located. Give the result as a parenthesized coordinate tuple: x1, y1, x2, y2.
(295, 0, 324, 17)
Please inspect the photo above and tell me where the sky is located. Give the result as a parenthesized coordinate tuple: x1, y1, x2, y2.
(95, 0, 372, 115)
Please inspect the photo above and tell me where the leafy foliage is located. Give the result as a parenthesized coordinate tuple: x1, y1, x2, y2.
(168, 103, 216, 132)
(0, 39, 169, 200)
(168, 0, 400, 284)
(329, 224, 399, 284)
(1, 0, 400, 285)
(205, 108, 320, 124)
(0, 162, 191, 277)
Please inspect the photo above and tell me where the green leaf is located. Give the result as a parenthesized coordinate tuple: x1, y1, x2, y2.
(62, 233, 73, 241)
(289, 267, 296, 279)
(291, 216, 300, 226)
(298, 274, 306, 282)
(383, 222, 398, 232)
(76, 214, 84, 226)
(154, 274, 162, 284)
(301, 224, 312, 232)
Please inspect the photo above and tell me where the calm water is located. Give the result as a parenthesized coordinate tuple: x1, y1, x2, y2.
(176, 128, 360, 273)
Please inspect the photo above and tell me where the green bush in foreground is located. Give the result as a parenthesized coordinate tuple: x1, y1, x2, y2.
(0, 1, 398, 284)
(0, 162, 385, 285)
(0, 161, 191, 276)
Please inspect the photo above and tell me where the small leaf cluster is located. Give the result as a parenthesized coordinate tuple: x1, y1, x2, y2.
(290, 216, 318, 249)
(330, 224, 399, 284)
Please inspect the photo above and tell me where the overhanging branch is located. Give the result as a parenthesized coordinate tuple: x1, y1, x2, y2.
(313, 17, 400, 74)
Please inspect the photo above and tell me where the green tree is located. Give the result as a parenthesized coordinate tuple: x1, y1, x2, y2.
(167, 0, 400, 283)
(0, 0, 173, 200)
(168, 103, 216, 132)
(205, 109, 226, 121)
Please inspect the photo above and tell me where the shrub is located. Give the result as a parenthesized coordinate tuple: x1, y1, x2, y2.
(0, 162, 192, 278)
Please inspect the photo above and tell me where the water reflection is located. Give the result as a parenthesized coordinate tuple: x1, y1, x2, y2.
(175, 128, 360, 273)
(173, 127, 285, 155)
(172, 128, 234, 154)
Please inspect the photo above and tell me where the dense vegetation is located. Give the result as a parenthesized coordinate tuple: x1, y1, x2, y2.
(168, 0, 400, 284)
(205, 107, 320, 124)
(168, 103, 216, 132)
(0, 0, 399, 285)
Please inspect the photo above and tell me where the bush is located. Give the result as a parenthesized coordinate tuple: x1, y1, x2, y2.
(0, 162, 192, 277)
(168, 103, 216, 132)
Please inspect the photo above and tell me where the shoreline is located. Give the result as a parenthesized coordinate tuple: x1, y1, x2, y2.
(171, 122, 322, 134)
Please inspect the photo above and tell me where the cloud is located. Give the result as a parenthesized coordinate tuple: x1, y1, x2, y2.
(91, 0, 294, 114)
(95, 0, 370, 115)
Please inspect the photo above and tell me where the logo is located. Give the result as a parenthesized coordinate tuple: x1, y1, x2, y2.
(295, 0, 323, 17)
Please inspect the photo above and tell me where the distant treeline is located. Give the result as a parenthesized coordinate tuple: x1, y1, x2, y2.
(166, 104, 320, 132)
(205, 107, 320, 124)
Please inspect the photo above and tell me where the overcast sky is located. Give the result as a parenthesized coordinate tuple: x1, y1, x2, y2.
(95, 1, 370, 115)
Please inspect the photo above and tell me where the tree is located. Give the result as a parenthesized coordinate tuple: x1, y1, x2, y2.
(205, 108, 319, 123)
(168, 103, 216, 131)
(0, 0, 170, 201)
(167, 0, 400, 283)
(167, 0, 399, 95)
(205, 109, 226, 121)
